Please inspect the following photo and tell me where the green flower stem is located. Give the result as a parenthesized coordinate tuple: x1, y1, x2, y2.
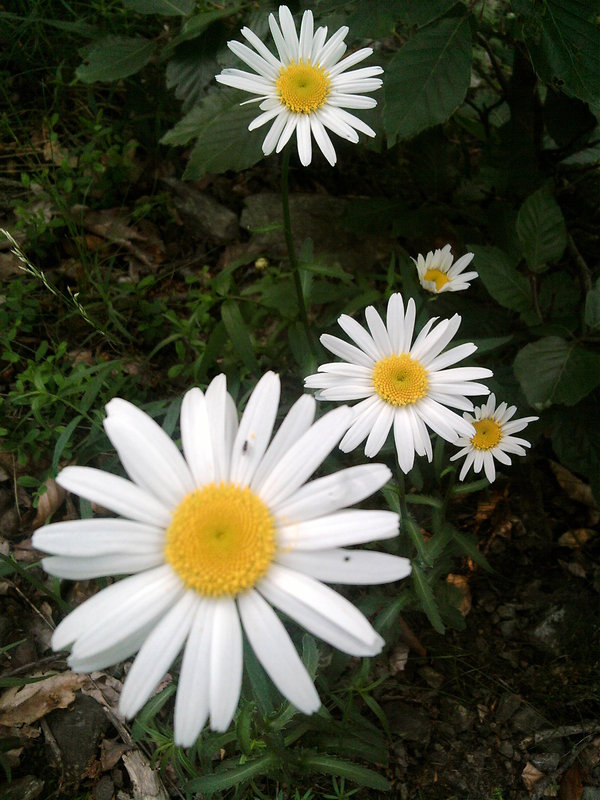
(280, 148, 312, 345)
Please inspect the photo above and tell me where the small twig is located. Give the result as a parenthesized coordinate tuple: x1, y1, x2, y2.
(521, 721, 600, 748)
(530, 731, 597, 800)
(397, 614, 427, 658)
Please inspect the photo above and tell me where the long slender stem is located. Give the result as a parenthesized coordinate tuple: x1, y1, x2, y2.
(280, 148, 311, 337)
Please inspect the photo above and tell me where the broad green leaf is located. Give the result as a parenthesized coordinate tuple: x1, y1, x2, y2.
(187, 754, 276, 793)
(383, 13, 472, 142)
(551, 397, 600, 502)
(303, 754, 391, 792)
(412, 563, 445, 634)
(468, 245, 531, 312)
(221, 300, 259, 373)
(516, 186, 567, 272)
(76, 36, 155, 82)
(167, 5, 243, 50)
(162, 91, 264, 177)
(514, 0, 600, 110)
(585, 280, 600, 330)
(514, 336, 600, 408)
(122, 0, 194, 14)
(396, 0, 461, 28)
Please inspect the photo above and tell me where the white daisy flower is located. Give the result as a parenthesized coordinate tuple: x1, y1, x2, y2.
(450, 393, 538, 483)
(215, 4, 383, 166)
(413, 244, 478, 293)
(304, 294, 493, 474)
(33, 373, 409, 746)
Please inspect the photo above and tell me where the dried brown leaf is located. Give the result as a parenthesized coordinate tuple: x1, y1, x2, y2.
(446, 573, 472, 616)
(550, 461, 598, 509)
(33, 479, 66, 529)
(558, 765, 583, 800)
(522, 761, 545, 791)
(0, 672, 88, 726)
(558, 529, 596, 549)
(122, 750, 169, 800)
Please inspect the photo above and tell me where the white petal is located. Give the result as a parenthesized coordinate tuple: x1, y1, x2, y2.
(51, 565, 172, 652)
(386, 293, 405, 353)
(310, 115, 337, 166)
(56, 466, 171, 527)
(327, 93, 378, 109)
(258, 406, 353, 507)
(248, 105, 282, 132)
(327, 47, 374, 77)
(230, 372, 280, 487)
(393, 410, 416, 474)
(33, 518, 164, 557)
(103, 416, 192, 509)
(310, 26, 328, 62)
(275, 113, 299, 153)
(209, 597, 243, 731)
(316, 107, 359, 142)
(241, 26, 282, 70)
(252, 394, 316, 493)
(274, 463, 391, 523)
(238, 590, 320, 713)
(317, 26, 349, 69)
(296, 115, 312, 166)
(329, 107, 376, 137)
(426, 343, 478, 372)
(337, 314, 380, 360)
(278, 509, 398, 550)
(215, 71, 273, 95)
(339, 397, 381, 452)
(298, 9, 314, 62)
(119, 591, 198, 718)
(174, 601, 212, 746)
(318, 334, 375, 368)
(364, 403, 395, 457)
(278, 5, 299, 62)
(365, 306, 393, 356)
(205, 374, 238, 482)
(262, 110, 290, 155)
(259, 564, 383, 656)
(70, 569, 184, 661)
(228, 40, 279, 79)
(41, 552, 164, 580)
(483, 453, 496, 483)
(277, 549, 411, 585)
(268, 12, 292, 63)
(68, 623, 153, 673)
(180, 387, 215, 487)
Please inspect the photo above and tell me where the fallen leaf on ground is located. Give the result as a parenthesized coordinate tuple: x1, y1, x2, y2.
(0, 672, 88, 727)
(446, 573, 472, 616)
(550, 461, 598, 510)
(558, 529, 596, 548)
(122, 750, 169, 800)
(558, 764, 583, 800)
(522, 762, 545, 791)
(32, 479, 66, 529)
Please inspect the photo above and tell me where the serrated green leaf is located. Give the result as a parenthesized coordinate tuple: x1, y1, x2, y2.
(451, 530, 492, 572)
(186, 754, 276, 793)
(76, 36, 155, 82)
(162, 91, 264, 176)
(515, 0, 600, 110)
(383, 14, 472, 142)
(221, 300, 259, 373)
(514, 336, 600, 408)
(516, 186, 567, 272)
(412, 563, 445, 634)
(468, 245, 531, 312)
(303, 754, 391, 792)
(123, 0, 194, 14)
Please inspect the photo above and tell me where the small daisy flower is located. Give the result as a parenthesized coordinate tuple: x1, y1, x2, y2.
(304, 294, 493, 474)
(450, 393, 538, 483)
(413, 244, 478, 293)
(215, 5, 383, 166)
(33, 373, 409, 746)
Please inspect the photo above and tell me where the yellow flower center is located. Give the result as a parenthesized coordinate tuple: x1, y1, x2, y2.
(164, 483, 276, 597)
(372, 354, 429, 406)
(423, 268, 450, 292)
(471, 418, 502, 451)
(276, 60, 330, 114)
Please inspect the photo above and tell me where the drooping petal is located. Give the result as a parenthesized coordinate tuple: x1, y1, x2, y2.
(174, 601, 212, 746)
(277, 548, 411, 585)
(209, 598, 243, 731)
(278, 509, 398, 550)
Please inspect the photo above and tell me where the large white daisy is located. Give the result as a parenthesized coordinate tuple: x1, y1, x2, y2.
(450, 393, 538, 483)
(304, 294, 493, 474)
(215, 5, 383, 166)
(413, 244, 478, 294)
(33, 373, 409, 746)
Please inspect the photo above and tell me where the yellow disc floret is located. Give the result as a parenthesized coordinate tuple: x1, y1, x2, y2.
(164, 483, 276, 597)
(423, 268, 450, 292)
(372, 354, 429, 406)
(471, 418, 502, 451)
(276, 60, 330, 114)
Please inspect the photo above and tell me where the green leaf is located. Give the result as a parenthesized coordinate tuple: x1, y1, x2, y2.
(303, 754, 391, 792)
(585, 280, 600, 331)
(76, 36, 155, 82)
(551, 396, 600, 502)
(383, 13, 472, 142)
(221, 300, 259, 373)
(186, 754, 276, 793)
(516, 186, 567, 272)
(122, 0, 194, 14)
(161, 91, 264, 177)
(468, 245, 531, 312)
(514, 336, 600, 408)
(51, 414, 82, 474)
(396, 0, 461, 28)
(411, 563, 445, 634)
(451, 530, 492, 572)
(168, 5, 243, 49)
(515, 0, 600, 110)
